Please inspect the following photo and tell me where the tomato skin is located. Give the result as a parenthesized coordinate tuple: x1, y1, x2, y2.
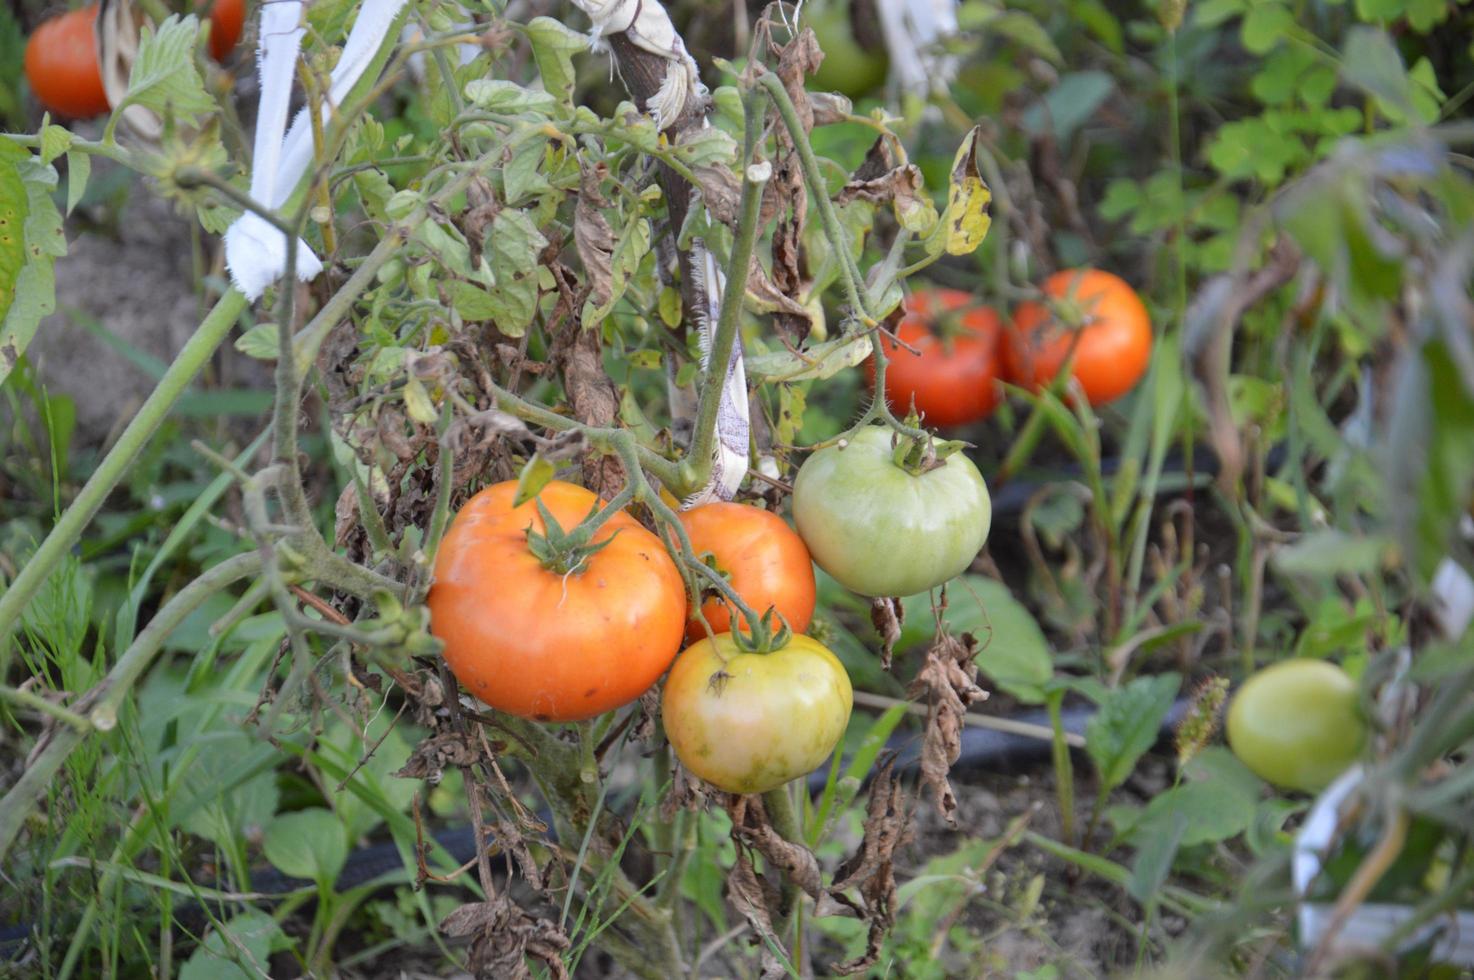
(1226, 660, 1366, 793)
(792, 425, 992, 597)
(24, 6, 110, 120)
(1003, 269, 1153, 407)
(206, 0, 246, 61)
(867, 288, 1003, 428)
(427, 480, 687, 722)
(678, 502, 816, 642)
(803, 0, 888, 99)
(662, 633, 853, 794)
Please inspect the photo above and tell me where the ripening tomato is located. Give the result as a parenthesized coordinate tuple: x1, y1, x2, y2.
(663, 632, 852, 794)
(428, 480, 687, 722)
(678, 502, 816, 642)
(24, 6, 110, 120)
(1226, 659, 1366, 793)
(792, 425, 992, 597)
(1003, 268, 1153, 407)
(206, 0, 246, 61)
(867, 288, 1003, 428)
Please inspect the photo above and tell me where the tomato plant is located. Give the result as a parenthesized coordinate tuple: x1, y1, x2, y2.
(678, 501, 816, 641)
(792, 425, 992, 597)
(802, 0, 888, 99)
(24, 5, 110, 120)
(205, 0, 245, 61)
(427, 480, 686, 722)
(1002, 268, 1153, 407)
(662, 632, 853, 794)
(868, 287, 1003, 428)
(1226, 659, 1367, 793)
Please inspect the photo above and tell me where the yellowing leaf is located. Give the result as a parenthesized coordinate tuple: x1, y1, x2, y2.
(944, 126, 992, 256)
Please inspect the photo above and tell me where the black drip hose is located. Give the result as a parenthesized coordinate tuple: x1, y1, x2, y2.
(0, 696, 1192, 953)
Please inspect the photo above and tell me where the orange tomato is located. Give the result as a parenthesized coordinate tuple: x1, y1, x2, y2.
(24, 5, 110, 120)
(678, 501, 816, 641)
(206, 0, 245, 61)
(1002, 269, 1153, 407)
(427, 480, 687, 722)
(867, 288, 1003, 428)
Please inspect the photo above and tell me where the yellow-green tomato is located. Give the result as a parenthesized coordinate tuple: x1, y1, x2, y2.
(792, 425, 992, 597)
(662, 633, 853, 795)
(1226, 659, 1366, 793)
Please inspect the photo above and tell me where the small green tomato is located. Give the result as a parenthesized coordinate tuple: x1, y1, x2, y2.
(1226, 659, 1366, 793)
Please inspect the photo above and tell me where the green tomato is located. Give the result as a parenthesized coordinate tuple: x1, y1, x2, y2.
(792, 426, 992, 597)
(662, 633, 853, 794)
(1226, 659, 1366, 793)
(802, 0, 889, 99)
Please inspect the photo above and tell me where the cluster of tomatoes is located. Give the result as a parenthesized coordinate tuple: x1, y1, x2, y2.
(428, 425, 992, 794)
(873, 268, 1155, 428)
(23, 0, 245, 120)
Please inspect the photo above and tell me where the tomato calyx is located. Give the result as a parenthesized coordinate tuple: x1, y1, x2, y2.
(523, 498, 622, 575)
(889, 428, 967, 477)
(729, 606, 794, 655)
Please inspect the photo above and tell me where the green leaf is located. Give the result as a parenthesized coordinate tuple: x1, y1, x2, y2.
(1341, 26, 1413, 119)
(1272, 530, 1393, 577)
(402, 375, 438, 424)
(233, 322, 280, 360)
(0, 146, 65, 387)
(1021, 71, 1114, 143)
(463, 79, 557, 115)
(179, 910, 287, 980)
(746, 333, 873, 383)
(449, 281, 498, 321)
(1127, 810, 1185, 906)
(991, 11, 1063, 63)
(526, 16, 585, 107)
(898, 575, 1054, 703)
(481, 209, 549, 337)
(263, 807, 349, 886)
(1127, 748, 1262, 847)
(122, 16, 216, 122)
(64, 151, 90, 215)
(1240, 3, 1293, 54)
(502, 134, 552, 204)
(515, 453, 557, 506)
(38, 125, 71, 166)
(1085, 673, 1180, 791)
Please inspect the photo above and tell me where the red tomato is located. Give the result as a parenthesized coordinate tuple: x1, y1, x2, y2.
(1002, 269, 1153, 407)
(427, 480, 687, 722)
(866, 288, 1003, 428)
(24, 6, 110, 120)
(206, 0, 245, 61)
(677, 501, 816, 641)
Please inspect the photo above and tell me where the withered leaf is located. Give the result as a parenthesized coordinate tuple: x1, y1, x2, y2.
(728, 794, 825, 903)
(828, 756, 907, 976)
(727, 849, 789, 980)
(573, 163, 615, 311)
(442, 896, 571, 980)
(394, 732, 482, 783)
(870, 596, 904, 670)
(905, 632, 988, 826)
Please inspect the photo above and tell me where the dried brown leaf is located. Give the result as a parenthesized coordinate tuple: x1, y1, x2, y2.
(727, 849, 789, 980)
(573, 163, 615, 311)
(728, 794, 825, 902)
(870, 596, 904, 670)
(395, 732, 482, 782)
(442, 896, 571, 980)
(828, 756, 907, 975)
(905, 632, 987, 826)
